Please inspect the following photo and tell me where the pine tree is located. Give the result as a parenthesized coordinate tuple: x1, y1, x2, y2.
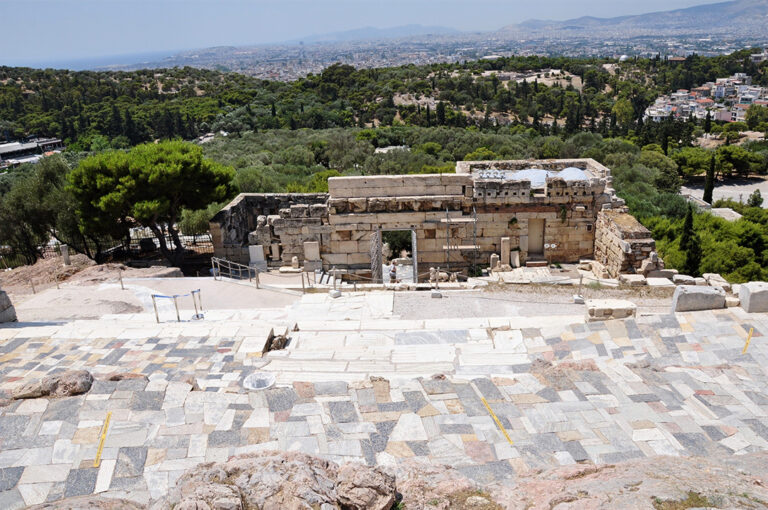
(703, 153, 715, 204)
(704, 111, 712, 133)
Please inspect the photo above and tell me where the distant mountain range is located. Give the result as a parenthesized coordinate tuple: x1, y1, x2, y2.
(502, 0, 768, 34)
(286, 24, 461, 44)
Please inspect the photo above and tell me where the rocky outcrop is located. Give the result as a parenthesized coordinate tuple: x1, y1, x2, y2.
(0, 285, 16, 323)
(490, 452, 768, 510)
(150, 451, 395, 510)
(28, 496, 144, 509)
(12, 370, 93, 399)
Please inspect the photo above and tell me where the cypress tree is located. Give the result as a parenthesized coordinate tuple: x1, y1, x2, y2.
(680, 206, 701, 277)
(703, 153, 715, 204)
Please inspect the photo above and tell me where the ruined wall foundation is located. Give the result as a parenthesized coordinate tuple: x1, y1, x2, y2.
(210, 159, 654, 281)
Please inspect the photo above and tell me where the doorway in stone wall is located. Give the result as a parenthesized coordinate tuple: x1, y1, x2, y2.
(380, 229, 418, 283)
(528, 219, 545, 257)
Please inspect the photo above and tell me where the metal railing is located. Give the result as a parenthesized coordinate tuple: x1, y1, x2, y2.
(150, 289, 204, 323)
(211, 257, 260, 288)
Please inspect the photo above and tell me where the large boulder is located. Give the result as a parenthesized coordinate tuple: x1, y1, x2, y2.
(672, 286, 726, 312)
(739, 281, 768, 313)
(12, 370, 94, 399)
(0, 287, 16, 323)
(150, 451, 396, 510)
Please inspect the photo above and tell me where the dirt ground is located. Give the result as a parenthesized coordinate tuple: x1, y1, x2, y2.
(0, 254, 183, 300)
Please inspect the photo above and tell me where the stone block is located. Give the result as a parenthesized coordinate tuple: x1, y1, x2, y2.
(672, 274, 696, 285)
(500, 237, 510, 266)
(619, 274, 646, 286)
(739, 282, 768, 313)
(694, 277, 707, 286)
(329, 289, 342, 299)
(303, 241, 321, 261)
(646, 277, 675, 288)
(585, 299, 637, 321)
(703, 273, 732, 292)
(672, 286, 726, 312)
(726, 296, 740, 308)
(646, 269, 676, 279)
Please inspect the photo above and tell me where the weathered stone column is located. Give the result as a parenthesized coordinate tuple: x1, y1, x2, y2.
(0, 284, 17, 323)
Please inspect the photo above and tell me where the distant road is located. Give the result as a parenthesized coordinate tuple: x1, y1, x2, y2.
(682, 177, 768, 209)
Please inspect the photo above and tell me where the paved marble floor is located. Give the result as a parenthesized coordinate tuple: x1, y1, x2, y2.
(0, 292, 767, 507)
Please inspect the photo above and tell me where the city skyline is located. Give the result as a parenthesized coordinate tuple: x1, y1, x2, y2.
(2, 0, 728, 67)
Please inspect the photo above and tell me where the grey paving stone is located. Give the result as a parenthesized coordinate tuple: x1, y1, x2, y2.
(744, 419, 768, 441)
(440, 424, 474, 434)
(130, 391, 164, 411)
(454, 384, 486, 417)
(673, 433, 711, 456)
(403, 391, 429, 412)
(89, 380, 118, 394)
(702, 425, 726, 441)
(314, 381, 348, 396)
(328, 401, 358, 423)
(208, 430, 242, 447)
(532, 433, 566, 452)
(360, 439, 376, 466)
(0, 487, 24, 510)
(564, 441, 590, 462)
(407, 441, 430, 456)
(369, 421, 396, 453)
(64, 468, 98, 498)
(0, 466, 23, 492)
(377, 401, 409, 412)
(265, 387, 297, 412)
(458, 461, 515, 484)
(419, 377, 455, 395)
(536, 387, 561, 402)
(602, 450, 644, 463)
(115, 447, 148, 478)
(115, 379, 148, 392)
(472, 378, 504, 401)
(0, 416, 30, 448)
(629, 394, 660, 403)
(109, 475, 146, 491)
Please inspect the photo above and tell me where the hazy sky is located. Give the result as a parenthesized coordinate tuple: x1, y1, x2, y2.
(1, 0, 725, 66)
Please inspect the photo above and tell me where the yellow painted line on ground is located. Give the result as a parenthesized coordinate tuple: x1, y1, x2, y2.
(481, 397, 514, 446)
(743, 327, 755, 354)
(93, 411, 112, 468)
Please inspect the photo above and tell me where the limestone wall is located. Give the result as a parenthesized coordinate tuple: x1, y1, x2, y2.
(594, 211, 655, 278)
(0, 286, 16, 323)
(210, 193, 328, 264)
(209, 159, 654, 279)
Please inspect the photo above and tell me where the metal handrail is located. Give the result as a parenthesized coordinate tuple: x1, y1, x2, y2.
(211, 256, 260, 288)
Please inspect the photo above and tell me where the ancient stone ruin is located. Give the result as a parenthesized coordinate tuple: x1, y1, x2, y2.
(210, 159, 656, 281)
